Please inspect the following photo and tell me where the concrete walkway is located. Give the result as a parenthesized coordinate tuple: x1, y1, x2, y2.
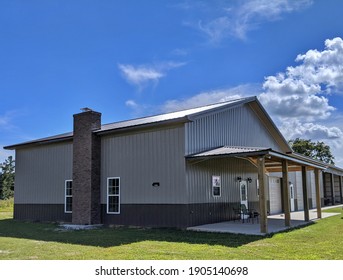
(187, 205, 342, 236)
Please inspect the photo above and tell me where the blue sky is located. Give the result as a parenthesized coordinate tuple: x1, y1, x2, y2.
(1, 0, 343, 164)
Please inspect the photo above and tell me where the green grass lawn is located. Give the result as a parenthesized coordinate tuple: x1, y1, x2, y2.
(0, 203, 342, 260)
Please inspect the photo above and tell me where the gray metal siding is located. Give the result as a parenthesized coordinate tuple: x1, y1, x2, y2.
(186, 104, 282, 155)
(101, 125, 187, 204)
(14, 142, 73, 204)
(186, 157, 259, 206)
(334, 175, 341, 203)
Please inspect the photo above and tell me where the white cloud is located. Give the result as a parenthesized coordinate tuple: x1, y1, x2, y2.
(187, 0, 312, 42)
(280, 119, 343, 141)
(260, 37, 343, 122)
(279, 119, 343, 164)
(198, 17, 232, 44)
(118, 61, 186, 91)
(160, 84, 257, 112)
(258, 37, 343, 163)
(125, 99, 139, 109)
(292, 37, 343, 91)
(259, 93, 335, 121)
(0, 111, 17, 132)
(171, 48, 189, 56)
(118, 64, 164, 90)
(0, 115, 9, 127)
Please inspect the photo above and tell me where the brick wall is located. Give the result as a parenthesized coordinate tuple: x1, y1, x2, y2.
(72, 110, 101, 224)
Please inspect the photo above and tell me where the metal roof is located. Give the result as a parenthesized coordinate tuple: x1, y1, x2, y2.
(96, 97, 253, 134)
(4, 97, 254, 149)
(187, 145, 328, 170)
(187, 146, 271, 157)
(3, 132, 73, 150)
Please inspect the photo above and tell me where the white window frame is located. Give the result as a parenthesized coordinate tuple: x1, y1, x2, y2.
(64, 180, 73, 213)
(212, 175, 221, 197)
(107, 177, 120, 214)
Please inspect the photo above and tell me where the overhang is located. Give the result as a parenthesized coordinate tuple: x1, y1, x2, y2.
(186, 146, 327, 172)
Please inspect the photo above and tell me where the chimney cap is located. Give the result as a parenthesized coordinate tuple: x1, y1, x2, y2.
(80, 107, 93, 112)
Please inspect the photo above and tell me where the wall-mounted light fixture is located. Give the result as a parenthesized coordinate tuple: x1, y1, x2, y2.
(236, 176, 242, 182)
(152, 182, 160, 187)
(247, 177, 252, 183)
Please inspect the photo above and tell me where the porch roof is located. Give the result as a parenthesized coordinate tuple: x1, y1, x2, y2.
(186, 146, 327, 172)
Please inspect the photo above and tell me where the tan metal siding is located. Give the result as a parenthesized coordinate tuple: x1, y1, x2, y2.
(14, 142, 73, 204)
(186, 157, 259, 206)
(186, 104, 283, 155)
(101, 125, 187, 204)
(295, 170, 316, 210)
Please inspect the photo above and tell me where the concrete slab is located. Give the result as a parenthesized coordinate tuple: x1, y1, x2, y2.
(58, 224, 103, 231)
(187, 206, 342, 236)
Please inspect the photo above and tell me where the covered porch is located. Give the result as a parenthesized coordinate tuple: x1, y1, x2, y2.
(187, 146, 328, 234)
(187, 206, 341, 235)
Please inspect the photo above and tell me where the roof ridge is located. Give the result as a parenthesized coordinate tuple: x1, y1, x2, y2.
(100, 96, 252, 129)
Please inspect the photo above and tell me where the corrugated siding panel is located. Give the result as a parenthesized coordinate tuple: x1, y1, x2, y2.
(101, 125, 186, 204)
(310, 171, 316, 208)
(324, 173, 332, 199)
(186, 157, 258, 206)
(334, 175, 341, 203)
(295, 171, 304, 210)
(14, 142, 73, 204)
(186, 104, 282, 155)
(295, 171, 314, 210)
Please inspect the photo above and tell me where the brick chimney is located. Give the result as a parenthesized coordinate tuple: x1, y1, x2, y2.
(72, 108, 101, 225)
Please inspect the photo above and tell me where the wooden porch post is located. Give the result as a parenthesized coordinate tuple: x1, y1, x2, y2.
(314, 168, 322, 219)
(258, 156, 268, 234)
(330, 173, 335, 205)
(282, 159, 291, 227)
(302, 166, 310, 222)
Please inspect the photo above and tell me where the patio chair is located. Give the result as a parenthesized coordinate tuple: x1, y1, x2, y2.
(233, 207, 241, 222)
(249, 209, 259, 224)
(240, 204, 260, 224)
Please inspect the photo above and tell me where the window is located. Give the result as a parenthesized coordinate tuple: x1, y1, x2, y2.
(65, 180, 72, 213)
(107, 177, 120, 214)
(212, 175, 221, 197)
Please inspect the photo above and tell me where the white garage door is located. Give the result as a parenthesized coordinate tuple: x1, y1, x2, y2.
(269, 177, 282, 214)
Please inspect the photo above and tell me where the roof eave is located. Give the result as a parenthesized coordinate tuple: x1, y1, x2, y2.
(3, 135, 73, 150)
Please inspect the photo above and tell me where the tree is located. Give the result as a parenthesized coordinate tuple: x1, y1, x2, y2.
(288, 138, 335, 164)
(0, 156, 15, 200)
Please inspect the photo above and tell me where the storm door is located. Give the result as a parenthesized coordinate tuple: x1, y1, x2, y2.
(240, 180, 248, 208)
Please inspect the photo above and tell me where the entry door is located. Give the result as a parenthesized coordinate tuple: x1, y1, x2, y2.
(290, 183, 295, 212)
(240, 180, 248, 208)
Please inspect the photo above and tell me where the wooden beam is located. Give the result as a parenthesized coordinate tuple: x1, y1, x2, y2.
(282, 160, 291, 227)
(302, 166, 310, 222)
(257, 156, 268, 234)
(265, 166, 304, 173)
(314, 168, 322, 219)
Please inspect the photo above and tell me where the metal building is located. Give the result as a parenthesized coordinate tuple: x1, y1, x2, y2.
(4, 96, 343, 234)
